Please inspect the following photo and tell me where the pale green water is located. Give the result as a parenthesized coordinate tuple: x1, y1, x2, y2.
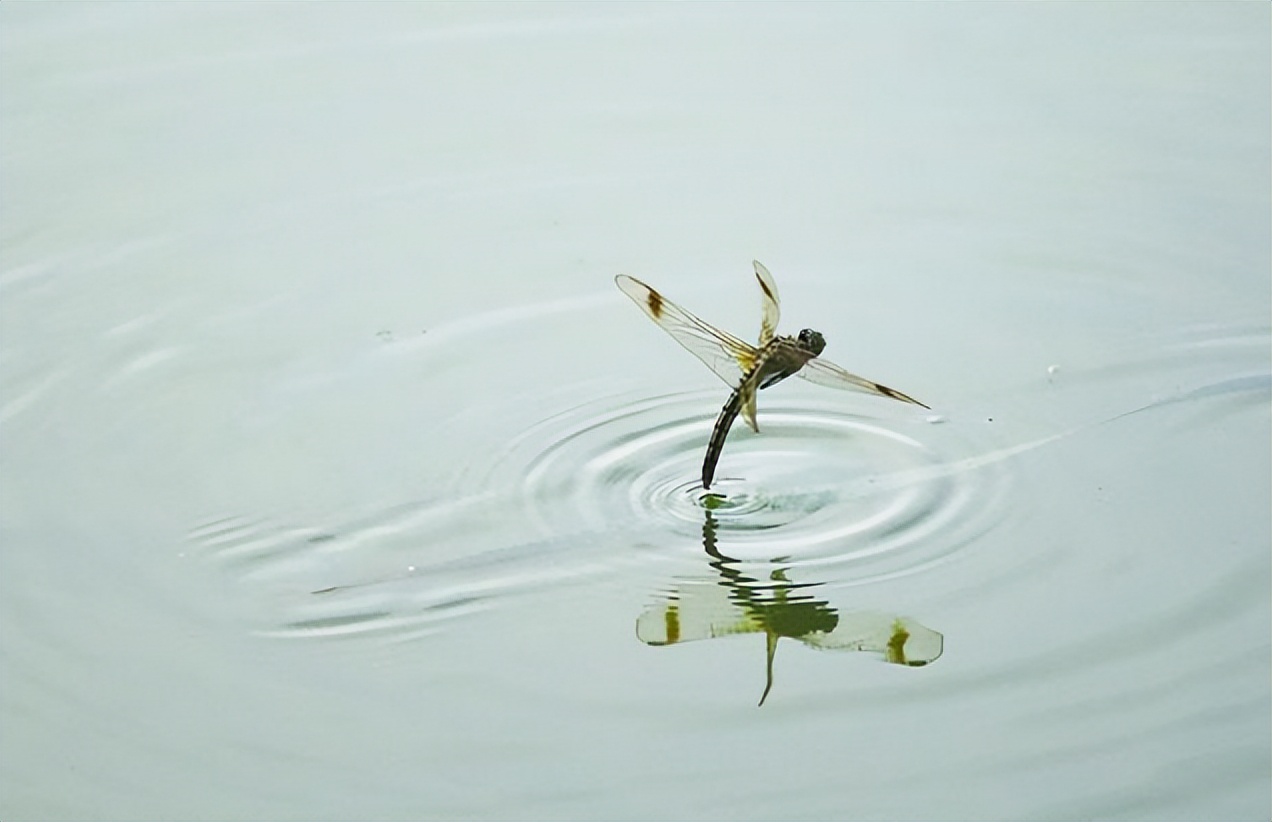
(2, 4, 1269, 820)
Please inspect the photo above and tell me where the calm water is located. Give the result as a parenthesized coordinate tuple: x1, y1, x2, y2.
(2, 4, 1269, 821)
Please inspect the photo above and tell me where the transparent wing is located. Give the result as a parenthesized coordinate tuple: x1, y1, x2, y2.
(754, 260, 781, 347)
(616, 274, 758, 388)
(797, 357, 930, 409)
(636, 582, 763, 646)
(799, 613, 944, 666)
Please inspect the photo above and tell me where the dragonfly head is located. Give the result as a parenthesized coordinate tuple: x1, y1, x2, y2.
(796, 328, 826, 357)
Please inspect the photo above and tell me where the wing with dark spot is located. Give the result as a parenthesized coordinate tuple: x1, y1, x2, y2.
(796, 356, 929, 408)
(753, 260, 781, 347)
(636, 582, 763, 645)
(616, 274, 759, 388)
(800, 613, 943, 666)
(646, 289, 663, 318)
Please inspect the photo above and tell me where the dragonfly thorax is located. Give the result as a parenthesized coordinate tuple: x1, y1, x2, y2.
(755, 333, 823, 390)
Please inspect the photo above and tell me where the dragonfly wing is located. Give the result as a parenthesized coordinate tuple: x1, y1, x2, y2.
(754, 260, 781, 347)
(636, 582, 763, 646)
(616, 274, 758, 388)
(797, 356, 930, 408)
(799, 613, 944, 666)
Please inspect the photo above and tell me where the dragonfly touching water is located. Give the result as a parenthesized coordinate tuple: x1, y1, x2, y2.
(616, 261, 929, 489)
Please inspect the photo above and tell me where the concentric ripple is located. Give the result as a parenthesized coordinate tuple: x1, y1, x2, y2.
(477, 388, 1012, 580)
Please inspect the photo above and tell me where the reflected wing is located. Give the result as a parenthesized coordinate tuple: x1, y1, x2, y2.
(616, 275, 758, 389)
(754, 261, 781, 347)
(799, 613, 944, 666)
(636, 583, 762, 646)
(797, 357, 930, 409)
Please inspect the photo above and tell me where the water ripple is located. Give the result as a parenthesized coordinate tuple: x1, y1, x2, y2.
(478, 388, 1013, 582)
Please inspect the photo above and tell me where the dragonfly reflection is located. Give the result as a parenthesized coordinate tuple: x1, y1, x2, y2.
(616, 261, 928, 489)
(636, 507, 943, 706)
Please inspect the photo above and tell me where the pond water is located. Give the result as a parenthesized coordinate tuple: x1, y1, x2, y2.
(2, 4, 1269, 821)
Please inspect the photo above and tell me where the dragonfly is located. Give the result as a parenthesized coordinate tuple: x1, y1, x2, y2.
(616, 261, 928, 489)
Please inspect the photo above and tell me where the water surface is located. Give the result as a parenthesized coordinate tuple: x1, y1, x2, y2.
(2, 4, 1268, 821)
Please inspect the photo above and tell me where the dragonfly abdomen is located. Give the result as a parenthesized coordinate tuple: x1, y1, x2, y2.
(702, 347, 807, 489)
(702, 389, 745, 489)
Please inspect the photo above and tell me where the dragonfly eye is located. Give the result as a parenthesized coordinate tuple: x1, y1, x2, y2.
(797, 329, 826, 356)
